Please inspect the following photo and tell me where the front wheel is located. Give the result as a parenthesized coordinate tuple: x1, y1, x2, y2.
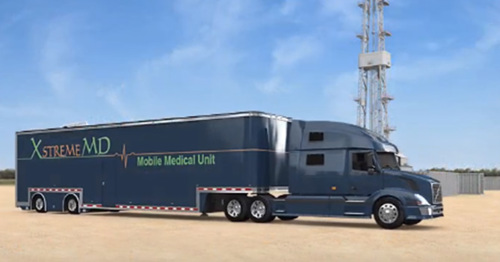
(373, 197, 405, 229)
(404, 219, 422, 226)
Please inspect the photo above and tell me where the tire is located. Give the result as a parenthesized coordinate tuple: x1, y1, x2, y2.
(404, 219, 422, 226)
(373, 197, 405, 229)
(224, 196, 250, 222)
(33, 195, 46, 213)
(278, 216, 298, 221)
(65, 196, 80, 215)
(249, 195, 276, 223)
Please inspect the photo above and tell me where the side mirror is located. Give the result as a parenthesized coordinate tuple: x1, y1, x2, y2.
(368, 166, 377, 175)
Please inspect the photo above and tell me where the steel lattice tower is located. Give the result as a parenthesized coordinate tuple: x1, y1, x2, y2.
(355, 0, 395, 139)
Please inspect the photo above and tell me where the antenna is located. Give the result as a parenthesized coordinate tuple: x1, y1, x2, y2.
(355, 0, 395, 139)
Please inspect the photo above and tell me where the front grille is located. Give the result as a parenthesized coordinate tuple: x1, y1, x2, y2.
(432, 183, 442, 203)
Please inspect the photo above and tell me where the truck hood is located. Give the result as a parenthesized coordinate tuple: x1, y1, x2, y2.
(382, 169, 436, 181)
(386, 170, 439, 183)
(382, 169, 439, 193)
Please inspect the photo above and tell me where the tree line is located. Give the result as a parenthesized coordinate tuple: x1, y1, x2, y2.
(429, 168, 500, 176)
(0, 169, 15, 179)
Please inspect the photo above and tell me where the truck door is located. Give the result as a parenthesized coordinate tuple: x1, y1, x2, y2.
(286, 150, 348, 216)
(348, 150, 384, 196)
(101, 158, 117, 207)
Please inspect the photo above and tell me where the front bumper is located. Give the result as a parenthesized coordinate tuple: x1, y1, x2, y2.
(404, 204, 444, 220)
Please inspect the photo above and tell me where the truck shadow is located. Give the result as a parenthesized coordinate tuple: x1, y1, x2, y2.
(276, 220, 440, 231)
(88, 212, 228, 222)
(87, 212, 440, 230)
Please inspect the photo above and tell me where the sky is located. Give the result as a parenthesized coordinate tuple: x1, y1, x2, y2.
(0, 0, 499, 170)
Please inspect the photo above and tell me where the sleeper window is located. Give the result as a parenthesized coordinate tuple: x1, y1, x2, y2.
(306, 154, 324, 166)
(309, 132, 324, 142)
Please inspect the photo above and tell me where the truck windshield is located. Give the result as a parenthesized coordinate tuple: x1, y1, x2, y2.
(377, 152, 399, 170)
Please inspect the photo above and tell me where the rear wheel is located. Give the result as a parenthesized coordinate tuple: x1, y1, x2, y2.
(65, 196, 80, 215)
(33, 195, 46, 213)
(373, 197, 405, 229)
(404, 219, 422, 226)
(249, 195, 275, 223)
(224, 196, 249, 222)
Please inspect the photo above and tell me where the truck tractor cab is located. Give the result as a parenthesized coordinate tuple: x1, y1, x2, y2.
(284, 120, 443, 229)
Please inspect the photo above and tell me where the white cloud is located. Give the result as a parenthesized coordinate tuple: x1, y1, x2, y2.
(0, 10, 31, 31)
(97, 84, 134, 120)
(280, 0, 299, 16)
(173, 0, 257, 44)
(323, 71, 358, 124)
(319, 0, 361, 31)
(392, 3, 500, 83)
(256, 77, 285, 94)
(424, 42, 440, 52)
(393, 13, 500, 83)
(424, 38, 455, 52)
(40, 16, 77, 96)
(466, 1, 500, 51)
(475, 23, 500, 51)
(256, 34, 322, 94)
(135, 0, 260, 100)
(272, 35, 322, 71)
(0, 104, 68, 118)
(168, 45, 211, 65)
(391, 48, 480, 82)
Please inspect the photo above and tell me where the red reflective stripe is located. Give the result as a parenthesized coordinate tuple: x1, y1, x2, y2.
(114, 204, 196, 211)
(197, 187, 254, 191)
(30, 188, 82, 192)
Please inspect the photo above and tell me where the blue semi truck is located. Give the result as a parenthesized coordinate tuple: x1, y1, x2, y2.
(15, 111, 443, 229)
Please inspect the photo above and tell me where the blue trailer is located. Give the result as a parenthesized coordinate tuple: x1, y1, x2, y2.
(15, 111, 443, 229)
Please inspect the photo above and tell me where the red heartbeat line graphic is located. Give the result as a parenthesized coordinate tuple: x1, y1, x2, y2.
(118, 144, 132, 168)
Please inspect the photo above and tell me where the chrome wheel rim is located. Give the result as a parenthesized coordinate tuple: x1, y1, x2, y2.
(227, 199, 242, 218)
(251, 200, 266, 219)
(378, 203, 399, 224)
(35, 198, 44, 211)
(68, 198, 77, 212)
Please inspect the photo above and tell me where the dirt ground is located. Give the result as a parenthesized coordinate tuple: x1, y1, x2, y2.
(1, 186, 499, 262)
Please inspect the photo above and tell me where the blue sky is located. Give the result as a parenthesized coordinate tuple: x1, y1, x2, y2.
(0, 0, 499, 170)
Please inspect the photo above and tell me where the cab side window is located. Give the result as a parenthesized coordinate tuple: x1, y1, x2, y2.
(352, 152, 374, 171)
(306, 154, 324, 166)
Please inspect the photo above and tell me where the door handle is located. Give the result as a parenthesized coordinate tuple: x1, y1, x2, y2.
(351, 186, 357, 191)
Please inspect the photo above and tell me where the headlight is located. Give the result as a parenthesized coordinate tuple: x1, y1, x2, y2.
(414, 194, 430, 206)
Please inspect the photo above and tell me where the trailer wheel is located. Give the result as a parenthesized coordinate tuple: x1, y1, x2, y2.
(224, 196, 249, 222)
(278, 216, 298, 221)
(373, 197, 405, 229)
(249, 195, 276, 223)
(65, 196, 80, 215)
(33, 195, 46, 213)
(404, 219, 421, 226)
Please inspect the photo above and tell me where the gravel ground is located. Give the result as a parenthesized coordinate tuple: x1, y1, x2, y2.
(1, 185, 499, 262)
